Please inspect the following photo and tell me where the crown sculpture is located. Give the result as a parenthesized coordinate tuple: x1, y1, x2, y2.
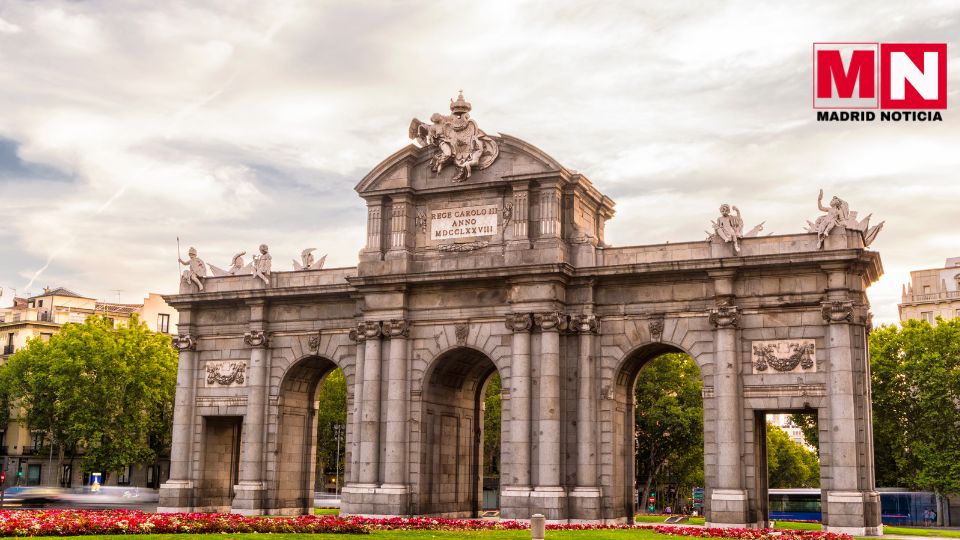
(409, 91, 500, 182)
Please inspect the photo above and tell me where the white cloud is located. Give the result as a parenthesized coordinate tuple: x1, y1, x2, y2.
(0, 0, 958, 325)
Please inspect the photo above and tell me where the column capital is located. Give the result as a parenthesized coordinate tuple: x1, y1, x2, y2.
(243, 330, 270, 347)
(570, 313, 599, 334)
(359, 320, 382, 339)
(348, 327, 366, 343)
(534, 311, 567, 332)
(708, 305, 741, 328)
(172, 334, 196, 351)
(821, 300, 854, 323)
(384, 319, 409, 339)
(505, 312, 533, 333)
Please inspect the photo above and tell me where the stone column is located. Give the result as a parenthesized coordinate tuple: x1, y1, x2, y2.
(358, 321, 383, 486)
(821, 264, 882, 536)
(382, 319, 410, 493)
(501, 313, 533, 519)
(531, 312, 567, 520)
(570, 314, 601, 520)
(348, 329, 366, 484)
(158, 331, 198, 512)
(707, 272, 748, 527)
(538, 186, 562, 239)
(364, 199, 384, 254)
(233, 321, 271, 515)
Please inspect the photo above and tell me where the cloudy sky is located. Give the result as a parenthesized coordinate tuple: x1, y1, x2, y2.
(1, 1, 958, 325)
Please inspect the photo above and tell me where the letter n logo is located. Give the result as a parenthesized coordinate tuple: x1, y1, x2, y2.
(813, 43, 878, 109)
(880, 43, 947, 109)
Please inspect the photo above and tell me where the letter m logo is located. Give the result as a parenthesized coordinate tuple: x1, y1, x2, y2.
(813, 43, 879, 109)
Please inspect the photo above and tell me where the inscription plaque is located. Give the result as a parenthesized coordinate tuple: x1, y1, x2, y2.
(430, 204, 498, 240)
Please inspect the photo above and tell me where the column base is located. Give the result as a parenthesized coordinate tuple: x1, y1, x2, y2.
(157, 480, 195, 512)
(569, 487, 602, 521)
(708, 489, 749, 526)
(530, 486, 568, 521)
(340, 484, 410, 516)
(823, 490, 883, 536)
(231, 482, 268, 515)
(501, 486, 532, 520)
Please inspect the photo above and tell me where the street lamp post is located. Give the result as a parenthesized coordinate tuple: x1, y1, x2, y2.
(333, 424, 344, 499)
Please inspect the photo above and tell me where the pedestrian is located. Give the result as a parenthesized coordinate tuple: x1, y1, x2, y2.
(923, 509, 930, 525)
(931, 510, 937, 526)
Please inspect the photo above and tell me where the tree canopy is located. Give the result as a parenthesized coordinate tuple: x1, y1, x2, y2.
(314, 368, 347, 488)
(766, 424, 820, 488)
(634, 353, 704, 511)
(0, 315, 178, 480)
(871, 318, 960, 493)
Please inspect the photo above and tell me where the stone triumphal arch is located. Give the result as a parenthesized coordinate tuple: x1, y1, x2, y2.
(159, 94, 884, 535)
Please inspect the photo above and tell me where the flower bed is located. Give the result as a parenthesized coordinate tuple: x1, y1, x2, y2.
(0, 510, 367, 536)
(0, 510, 854, 538)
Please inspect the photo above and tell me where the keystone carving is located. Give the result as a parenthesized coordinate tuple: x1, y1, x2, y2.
(359, 321, 382, 339)
(455, 322, 469, 345)
(206, 361, 247, 386)
(534, 312, 567, 332)
(505, 313, 533, 333)
(708, 305, 741, 328)
(308, 333, 322, 351)
(648, 318, 665, 341)
(171, 334, 196, 351)
(821, 300, 854, 323)
(570, 314, 599, 334)
(243, 330, 270, 347)
(752, 340, 816, 373)
(385, 319, 410, 339)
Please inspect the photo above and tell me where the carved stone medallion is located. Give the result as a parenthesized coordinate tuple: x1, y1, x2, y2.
(505, 313, 533, 333)
(205, 361, 248, 387)
(708, 305, 741, 328)
(821, 300, 854, 323)
(308, 333, 322, 352)
(751, 339, 817, 374)
(243, 330, 270, 347)
(171, 334, 196, 351)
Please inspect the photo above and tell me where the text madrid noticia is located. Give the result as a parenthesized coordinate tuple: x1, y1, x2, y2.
(813, 43, 947, 122)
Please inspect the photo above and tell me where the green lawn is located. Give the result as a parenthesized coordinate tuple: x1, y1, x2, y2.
(882, 526, 960, 538)
(773, 521, 822, 531)
(315, 507, 340, 515)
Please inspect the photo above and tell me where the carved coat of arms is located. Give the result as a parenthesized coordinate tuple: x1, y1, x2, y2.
(409, 91, 499, 182)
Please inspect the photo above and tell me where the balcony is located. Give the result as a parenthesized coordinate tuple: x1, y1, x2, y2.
(903, 290, 960, 304)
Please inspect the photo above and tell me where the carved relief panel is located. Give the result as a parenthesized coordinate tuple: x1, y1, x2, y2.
(751, 339, 817, 374)
(205, 361, 248, 387)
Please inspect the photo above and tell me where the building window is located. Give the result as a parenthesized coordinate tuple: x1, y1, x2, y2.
(61, 464, 73, 488)
(40, 333, 53, 342)
(30, 432, 44, 453)
(157, 313, 170, 334)
(117, 465, 131, 485)
(37, 300, 43, 307)
(955, 309, 960, 319)
(921, 311, 935, 324)
(26, 464, 41, 486)
(923, 285, 931, 294)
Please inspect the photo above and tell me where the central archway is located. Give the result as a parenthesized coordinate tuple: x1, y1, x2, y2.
(418, 346, 501, 517)
(613, 342, 708, 522)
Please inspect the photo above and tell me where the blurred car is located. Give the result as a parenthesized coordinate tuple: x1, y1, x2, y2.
(61, 486, 159, 509)
(0, 486, 69, 508)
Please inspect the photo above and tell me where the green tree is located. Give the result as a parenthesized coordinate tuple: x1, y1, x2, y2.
(634, 353, 704, 512)
(788, 413, 819, 454)
(766, 424, 820, 488)
(483, 373, 501, 478)
(870, 318, 960, 494)
(314, 368, 347, 489)
(0, 315, 177, 482)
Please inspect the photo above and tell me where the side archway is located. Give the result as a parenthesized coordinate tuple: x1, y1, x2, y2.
(612, 342, 709, 522)
(268, 355, 340, 515)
